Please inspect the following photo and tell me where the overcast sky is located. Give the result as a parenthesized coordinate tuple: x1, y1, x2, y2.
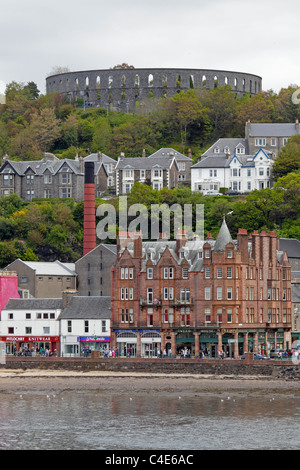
(0, 0, 299, 96)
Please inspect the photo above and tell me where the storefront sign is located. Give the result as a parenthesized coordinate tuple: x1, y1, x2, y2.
(78, 337, 110, 342)
(138, 330, 160, 333)
(0, 336, 59, 342)
(113, 329, 137, 333)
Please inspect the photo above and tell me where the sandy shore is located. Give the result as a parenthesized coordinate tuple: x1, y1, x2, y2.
(0, 369, 299, 396)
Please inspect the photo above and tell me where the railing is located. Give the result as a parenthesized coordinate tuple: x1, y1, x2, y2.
(140, 298, 194, 307)
(112, 321, 223, 330)
(140, 299, 162, 306)
(169, 298, 194, 306)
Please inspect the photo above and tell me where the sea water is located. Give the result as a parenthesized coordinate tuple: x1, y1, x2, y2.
(0, 390, 299, 450)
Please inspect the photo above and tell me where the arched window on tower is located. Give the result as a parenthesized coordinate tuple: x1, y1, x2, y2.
(135, 74, 140, 88)
(85, 76, 89, 90)
(96, 76, 100, 89)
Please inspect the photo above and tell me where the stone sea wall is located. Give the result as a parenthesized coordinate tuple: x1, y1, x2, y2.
(2, 357, 299, 380)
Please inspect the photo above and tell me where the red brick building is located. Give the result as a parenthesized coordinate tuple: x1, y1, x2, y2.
(110, 220, 292, 358)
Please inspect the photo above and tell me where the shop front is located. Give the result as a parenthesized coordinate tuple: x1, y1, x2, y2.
(115, 330, 137, 357)
(175, 331, 195, 356)
(77, 335, 110, 356)
(0, 336, 60, 356)
(140, 330, 161, 357)
(198, 331, 219, 358)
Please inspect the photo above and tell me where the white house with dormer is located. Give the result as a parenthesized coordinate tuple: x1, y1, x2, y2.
(191, 148, 274, 193)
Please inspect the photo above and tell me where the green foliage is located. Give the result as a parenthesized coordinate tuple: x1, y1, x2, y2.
(0, 80, 299, 264)
(0, 195, 84, 267)
(272, 135, 300, 180)
(1, 80, 300, 160)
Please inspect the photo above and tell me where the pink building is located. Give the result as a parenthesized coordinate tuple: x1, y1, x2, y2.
(0, 271, 20, 314)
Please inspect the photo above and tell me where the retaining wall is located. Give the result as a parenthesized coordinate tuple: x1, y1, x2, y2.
(2, 357, 299, 380)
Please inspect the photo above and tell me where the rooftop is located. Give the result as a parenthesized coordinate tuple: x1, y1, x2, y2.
(58, 296, 111, 319)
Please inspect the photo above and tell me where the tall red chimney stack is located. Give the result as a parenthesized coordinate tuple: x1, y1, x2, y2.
(83, 161, 96, 256)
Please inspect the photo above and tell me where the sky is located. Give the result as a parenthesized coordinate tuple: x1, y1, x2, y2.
(0, 0, 299, 97)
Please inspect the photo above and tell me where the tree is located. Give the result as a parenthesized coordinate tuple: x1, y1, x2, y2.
(234, 92, 275, 135)
(29, 108, 61, 151)
(23, 82, 40, 100)
(171, 90, 208, 148)
(272, 134, 300, 180)
(197, 86, 238, 140)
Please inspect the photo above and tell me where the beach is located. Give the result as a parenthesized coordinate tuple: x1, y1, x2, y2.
(1, 368, 300, 397)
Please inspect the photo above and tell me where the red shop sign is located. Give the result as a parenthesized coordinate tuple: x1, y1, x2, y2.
(0, 336, 60, 342)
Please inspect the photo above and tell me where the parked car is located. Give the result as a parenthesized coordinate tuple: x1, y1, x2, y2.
(270, 349, 288, 358)
(225, 189, 240, 196)
(241, 353, 270, 360)
(203, 190, 223, 196)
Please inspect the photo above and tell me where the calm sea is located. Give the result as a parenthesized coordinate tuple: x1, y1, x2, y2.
(0, 390, 299, 451)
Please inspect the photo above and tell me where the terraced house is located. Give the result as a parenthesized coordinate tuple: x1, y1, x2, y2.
(0, 152, 109, 201)
(115, 151, 179, 195)
(110, 221, 292, 358)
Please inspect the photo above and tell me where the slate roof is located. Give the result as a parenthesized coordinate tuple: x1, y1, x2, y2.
(248, 123, 300, 137)
(5, 260, 76, 276)
(192, 149, 272, 169)
(75, 243, 117, 263)
(292, 284, 300, 303)
(121, 232, 241, 273)
(214, 217, 234, 251)
(0, 155, 109, 177)
(84, 153, 116, 164)
(201, 138, 249, 157)
(58, 296, 111, 319)
(115, 155, 177, 170)
(4, 298, 62, 310)
(148, 148, 192, 161)
(279, 239, 300, 259)
(192, 156, 227, 169)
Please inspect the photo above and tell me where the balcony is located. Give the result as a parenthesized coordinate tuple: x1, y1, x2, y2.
(169, 298, 194, 306)
(140, 299, 162, 307)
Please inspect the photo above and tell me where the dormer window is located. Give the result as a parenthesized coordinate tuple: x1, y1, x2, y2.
(235, 145, 245, 154)
(214, 147, 220, 154)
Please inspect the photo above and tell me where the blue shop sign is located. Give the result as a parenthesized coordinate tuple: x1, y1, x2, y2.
(113, 329, 137, 333)
(78, 336, 110, 342)
(138, 330, 160, 333)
